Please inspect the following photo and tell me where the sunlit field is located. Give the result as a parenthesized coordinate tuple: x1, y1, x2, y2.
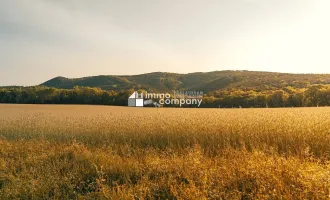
(1, 104, 330, 199)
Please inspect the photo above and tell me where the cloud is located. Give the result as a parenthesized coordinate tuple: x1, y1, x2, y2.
(0, 0, 180, 56)
(1, 0, 330, 86)
(0, 0, 190, 85)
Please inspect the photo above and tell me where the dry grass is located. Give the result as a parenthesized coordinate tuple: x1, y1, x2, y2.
(0, 104, 330, 199)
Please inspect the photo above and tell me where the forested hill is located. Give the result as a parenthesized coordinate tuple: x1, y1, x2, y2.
(41, 70, 330, 92)
(3, 70, 330, 108)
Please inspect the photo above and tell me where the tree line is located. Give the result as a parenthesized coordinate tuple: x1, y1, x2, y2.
(0, 86, 128, 106)
(204, 85, 330, 108)
(1, 85, 330, 108)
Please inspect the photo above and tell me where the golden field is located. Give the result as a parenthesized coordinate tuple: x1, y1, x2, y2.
(1, 104, 330, 199)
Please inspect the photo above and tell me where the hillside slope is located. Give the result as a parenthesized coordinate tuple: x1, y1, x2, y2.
(41, 70, 330, 92)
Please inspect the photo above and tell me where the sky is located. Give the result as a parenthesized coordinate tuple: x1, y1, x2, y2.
(0, 0, 330, 86)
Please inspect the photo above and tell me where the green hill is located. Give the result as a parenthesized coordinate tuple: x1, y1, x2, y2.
(41, 70, 330, 92)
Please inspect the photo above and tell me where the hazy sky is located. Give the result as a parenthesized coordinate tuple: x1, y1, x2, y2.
(1, 0, 330, 86)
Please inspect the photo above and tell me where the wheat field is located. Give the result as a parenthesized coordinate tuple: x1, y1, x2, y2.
(0, 104, 330, 199)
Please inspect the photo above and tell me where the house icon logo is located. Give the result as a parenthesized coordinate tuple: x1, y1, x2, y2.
(128, 91, 144, 107)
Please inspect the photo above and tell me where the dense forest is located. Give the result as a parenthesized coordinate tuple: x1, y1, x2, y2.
(1, 84, 330, 108)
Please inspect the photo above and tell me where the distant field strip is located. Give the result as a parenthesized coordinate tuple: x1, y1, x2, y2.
(0, 105, 330, 199)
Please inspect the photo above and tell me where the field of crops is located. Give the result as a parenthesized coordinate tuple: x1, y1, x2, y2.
(1, 104, 330, 199)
